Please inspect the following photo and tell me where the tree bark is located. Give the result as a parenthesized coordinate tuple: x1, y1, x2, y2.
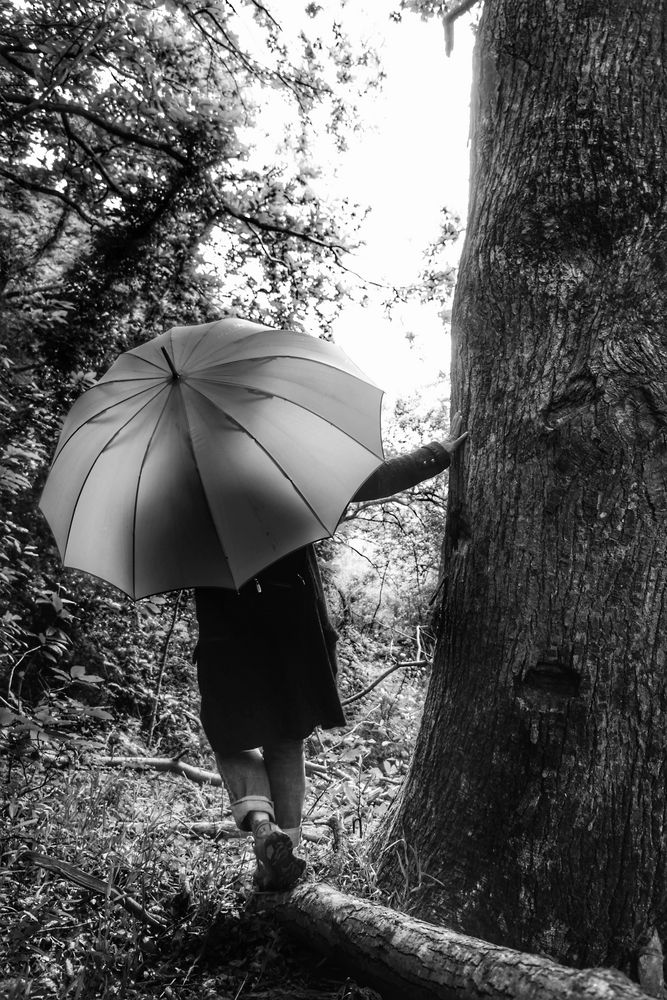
(256, 883, 650, 1000)
(374, 0, 667, 972)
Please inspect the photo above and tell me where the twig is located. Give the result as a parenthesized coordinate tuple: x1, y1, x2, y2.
(61, 113, 128, 198)
(368, 563, 389, 629)
(218, 199, 347, 253)
(23, 851, 165, 928)
(147, 590, 184, 749)
(341, 661, 412, 707)
(6, 644, 41, 712)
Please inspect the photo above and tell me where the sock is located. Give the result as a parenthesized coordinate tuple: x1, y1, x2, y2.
(248, 810, 274, 836)
(282, 826, 301, 849)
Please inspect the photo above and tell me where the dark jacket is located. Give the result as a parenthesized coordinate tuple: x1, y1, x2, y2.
(193, 441, 450, 752)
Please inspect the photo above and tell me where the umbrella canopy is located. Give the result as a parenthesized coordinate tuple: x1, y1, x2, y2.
(39, 318, 385, 599)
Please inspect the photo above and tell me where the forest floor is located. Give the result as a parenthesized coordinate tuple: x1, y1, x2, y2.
(1, 625, 429, 1000)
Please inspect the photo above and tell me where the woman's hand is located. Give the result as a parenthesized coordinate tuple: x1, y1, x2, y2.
(441, 411, 468, 457)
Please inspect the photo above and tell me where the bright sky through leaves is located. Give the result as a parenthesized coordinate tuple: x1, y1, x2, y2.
(332, 9, 474, 398)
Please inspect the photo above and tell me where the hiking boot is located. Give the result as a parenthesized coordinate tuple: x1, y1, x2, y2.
(252, 822, 306, 891)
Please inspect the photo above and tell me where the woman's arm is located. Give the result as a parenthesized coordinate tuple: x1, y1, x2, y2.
(352, 412, 468, 503)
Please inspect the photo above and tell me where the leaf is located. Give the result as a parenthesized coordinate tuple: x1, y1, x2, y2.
(70, 665, 104, 685)
(82, 707, 114, 720)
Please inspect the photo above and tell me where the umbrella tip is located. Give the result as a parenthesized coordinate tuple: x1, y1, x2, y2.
(161, 346, 179, 379)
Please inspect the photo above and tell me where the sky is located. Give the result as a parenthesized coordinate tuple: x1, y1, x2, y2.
(223, 3, 476, 407)
(330, 10, 475, 401)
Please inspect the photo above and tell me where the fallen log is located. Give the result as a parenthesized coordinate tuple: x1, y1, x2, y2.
(94, 754, 224, 785)
(254, 882, 649, 1000)
(94, 754, 346, 784)
(176, 819, 326, 844)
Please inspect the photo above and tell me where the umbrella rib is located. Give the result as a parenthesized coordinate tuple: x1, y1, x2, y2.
(118, 353, 166, 374)
(183, 382, 333, 538)
(96, 375, 167, 384)
(191, 376, 384, 458)
(60, 383, 172, 564)
(53, 383, 168, 461)
(189, 354, 376, 390)
(129, 385, 179, 599)
(175, 387, 240, 588)
(172, 320, 218, 369)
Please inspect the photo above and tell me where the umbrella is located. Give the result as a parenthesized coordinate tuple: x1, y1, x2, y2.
(39, 318, 385, 599)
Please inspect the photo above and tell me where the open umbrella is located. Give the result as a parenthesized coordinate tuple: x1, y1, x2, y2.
(39, 318, 385, 599)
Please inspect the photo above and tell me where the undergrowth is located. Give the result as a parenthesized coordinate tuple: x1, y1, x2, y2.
(1, 621, 431, 999)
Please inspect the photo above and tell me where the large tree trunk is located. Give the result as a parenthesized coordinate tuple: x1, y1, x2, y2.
(374, 0, 667, 972)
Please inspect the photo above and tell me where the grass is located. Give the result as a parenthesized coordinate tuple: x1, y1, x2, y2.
(1, 626, 429, 999)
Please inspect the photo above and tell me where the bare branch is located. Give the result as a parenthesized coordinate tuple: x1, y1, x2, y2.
(219, 198, 347, 253)
(342, 658, 424, 707)
(242, 218, 288, 267)
(246, 0, 282, 30)
(443, 0, 480, 56)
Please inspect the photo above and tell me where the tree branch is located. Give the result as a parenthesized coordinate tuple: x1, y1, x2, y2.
(61, 112, 128, 199)
(3, 92, 189, 165)
(219, 199, 348, 253)
(0, 165, 101, 226)
(94, 754, 334, 783)
(341, 659, 419, 707)
(443, 0, 480, 56)
(0, 47, 37, 78)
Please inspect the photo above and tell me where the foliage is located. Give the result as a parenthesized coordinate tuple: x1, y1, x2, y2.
(0, 0, 382, 720)
(0, 7, 458, 987)
(323, 208, 459, 634)
(0, 620, 427, 998)
(331, 389, 451, 632)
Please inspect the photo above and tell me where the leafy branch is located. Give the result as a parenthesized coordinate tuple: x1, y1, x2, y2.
(2, 93, 190, 164)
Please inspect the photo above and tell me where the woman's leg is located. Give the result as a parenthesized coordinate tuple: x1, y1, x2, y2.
(215, 746, 305, 890)
(262, 738, 306, 847)
(215, 749, 274, 831)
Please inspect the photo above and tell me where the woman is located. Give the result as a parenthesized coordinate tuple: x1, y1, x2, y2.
(194, 412, 468, 890)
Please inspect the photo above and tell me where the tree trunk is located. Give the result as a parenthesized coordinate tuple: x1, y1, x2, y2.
(374, 0, 667, 972)
(256, 883, 650, 1000)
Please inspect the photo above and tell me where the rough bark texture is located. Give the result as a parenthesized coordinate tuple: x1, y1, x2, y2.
(256, 883, 650, 1000)
(375, 0, 667, 971)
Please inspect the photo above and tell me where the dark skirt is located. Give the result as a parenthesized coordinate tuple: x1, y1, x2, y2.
(194, 550, 346, 755)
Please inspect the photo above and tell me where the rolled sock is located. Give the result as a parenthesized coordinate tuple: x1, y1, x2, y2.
(252, 818, 280, 839)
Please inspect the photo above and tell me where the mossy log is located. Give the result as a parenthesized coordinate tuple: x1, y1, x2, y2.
(255, 882, 651, 1000)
